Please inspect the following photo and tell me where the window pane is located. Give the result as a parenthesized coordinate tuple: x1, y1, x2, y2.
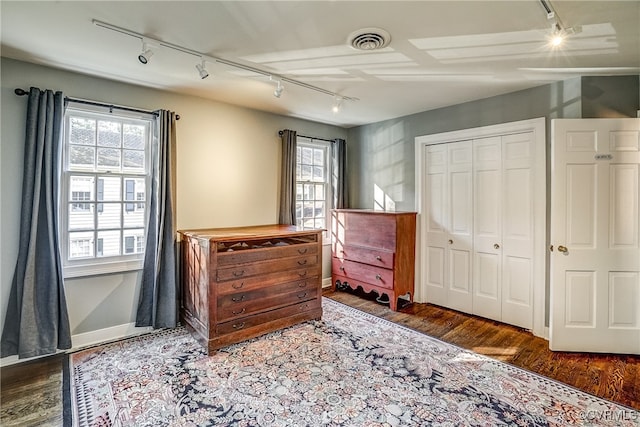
(97, 203, 121, 229)
(296, 184, 303, 200)
(301, 165, 312, 181)
(315, 184, 325, 200)
(303, 219, 315, 229)
(295, 202, 302, 220)
(69, 203, 94, 231)
(124, 204, 145, 228)
(69, 146, 95, 169)
(69, 117, 95, 146)
(69, 176, 95, 200)
(303, 183, 314, 200)
(69, 231, 94, 259)
(97, 147, 121, 169)
(312, 166, 324, 181)
(313, 148, 324, 165)
(301, 147, 312, 164)
(123, 229, 145, 254)
(315, 218, 325, 229)
(97, 230, 121, 257)
(315, 201, 325, 218)
(303, 201, 314, 218)
(123, 124, 145, 149)
(97, 121, 121, 148)
(123, 149, 144, 171)
(98, 176, 121, 201)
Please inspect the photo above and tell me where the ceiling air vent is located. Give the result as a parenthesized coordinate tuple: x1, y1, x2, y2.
(348, 28, 391, 51)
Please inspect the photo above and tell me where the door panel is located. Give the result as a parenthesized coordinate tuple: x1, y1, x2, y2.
(551, 118, 640, 354)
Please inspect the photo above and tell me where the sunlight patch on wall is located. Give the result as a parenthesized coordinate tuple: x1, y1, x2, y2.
(374, 184, 396, 212)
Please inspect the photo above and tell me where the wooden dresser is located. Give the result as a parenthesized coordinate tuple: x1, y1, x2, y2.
(331, 209, 417, 311)
(178, 225, 323, 354)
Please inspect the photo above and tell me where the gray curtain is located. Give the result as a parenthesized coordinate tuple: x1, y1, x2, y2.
(136, 110, 178, 328)
(278, 129, 297, 225)
(332, 138, 348, 209)
(1, 87, 72, 358)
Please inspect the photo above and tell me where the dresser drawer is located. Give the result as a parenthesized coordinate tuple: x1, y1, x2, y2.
(216, 254, 318, 281)
(216, 242, 318, 267)
(338, 244, 394, 268)
(332, 258, 394, 289)
(217, 279, 316, 307)
(216, 299, 320, 335)
(217, 269, 318, 295)
(217, 286, 318, 321)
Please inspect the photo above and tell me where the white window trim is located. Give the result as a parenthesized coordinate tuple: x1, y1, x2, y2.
(296, 137, 332, 243)
(61, 103, 154, 278)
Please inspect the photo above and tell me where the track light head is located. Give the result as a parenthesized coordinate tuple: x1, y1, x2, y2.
(332, 96, 343, 114)
(196, 61, 209, 79)
(273, 81, 283, 98)
(138, 42, 154, 64)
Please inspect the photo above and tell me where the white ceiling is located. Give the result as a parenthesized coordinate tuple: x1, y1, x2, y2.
(2, 1, 639, 128)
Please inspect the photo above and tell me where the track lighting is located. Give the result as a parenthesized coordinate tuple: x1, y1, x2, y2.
(93, 19, 358, 104)
(538, 0, 581, 49)
(138, 42, 154, 64)
(196, 59, 209, 79)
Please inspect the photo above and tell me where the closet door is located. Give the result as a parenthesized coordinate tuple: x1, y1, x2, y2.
(473, 136, 502, 321)
(500, 132, 535, 330)
(424, 142, 473, 312)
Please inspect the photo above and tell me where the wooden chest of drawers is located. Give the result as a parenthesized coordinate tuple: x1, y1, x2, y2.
(331, 209, 417, 311)
(178, 225, 323, 354)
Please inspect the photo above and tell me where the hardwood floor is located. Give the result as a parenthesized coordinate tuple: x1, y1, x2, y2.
(1, 290, 638, 426)
(325, 288, 640, 411)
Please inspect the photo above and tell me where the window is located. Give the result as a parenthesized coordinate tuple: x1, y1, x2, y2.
(62, 104, 152, 277)
(296, 137, 331, 239)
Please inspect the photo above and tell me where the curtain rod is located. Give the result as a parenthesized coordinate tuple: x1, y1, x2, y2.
(14, 88, 180, 120)
(278, 130, 336, 143)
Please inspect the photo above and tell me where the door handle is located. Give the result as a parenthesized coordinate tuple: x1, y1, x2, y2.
(448, 239, 453, 244)
(494, 243, 500, 249)
(557, 245, 568, 253)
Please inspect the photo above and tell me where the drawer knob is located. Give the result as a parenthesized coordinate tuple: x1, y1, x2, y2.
(233, 270, 245, 277)
(299, 304, 309, 311)
(339, 266, 344, 271)
(297, 259, 308, 265)
(232, 282, 244, 289)
(298, 248, 308, 254)
(232, 322, 245, 330)
(298, 271, 308, 277)
(232, 308, 246, 316)
(297, 292, 308, 299)
(376, 274, 382, 280)
(298, 282, 307, 288)
(376, 256, 382, 261)
(232, 295, 245, 302)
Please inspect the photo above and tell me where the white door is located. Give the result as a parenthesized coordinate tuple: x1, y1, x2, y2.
(550, 118, 640, 354)
(473, 133, 535, 329)
(424, 141, 473, 312)
(473, 136, 502, 321)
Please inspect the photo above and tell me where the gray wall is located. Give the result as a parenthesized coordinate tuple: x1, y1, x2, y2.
(346, 74, 639, 327)
(1, 57, 344, 344)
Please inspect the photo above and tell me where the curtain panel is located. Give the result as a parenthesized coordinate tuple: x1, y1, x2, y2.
(1, 87, 72, 358)
(332, 138, 348, 209)
(136, 110, 178, 328)
(278, 129, 297, 225)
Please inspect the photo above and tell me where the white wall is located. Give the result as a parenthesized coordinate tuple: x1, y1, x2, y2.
(0, 58, 343, 349)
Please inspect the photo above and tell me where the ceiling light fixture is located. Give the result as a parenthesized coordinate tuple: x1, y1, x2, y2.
(332, 96, 343, 114)
(93, 19, 358, 104)
(538, 0, 581, 48)
(196, 59, 209, 79)
(274, 81, 284, 98)
(138, 41, 154, 64)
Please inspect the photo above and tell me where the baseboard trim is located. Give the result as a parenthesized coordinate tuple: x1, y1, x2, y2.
(322, 277, 332, 288)
(71, 323, 153, 351)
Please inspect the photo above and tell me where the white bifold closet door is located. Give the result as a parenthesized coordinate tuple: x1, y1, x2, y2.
(424, 133, 535, 330)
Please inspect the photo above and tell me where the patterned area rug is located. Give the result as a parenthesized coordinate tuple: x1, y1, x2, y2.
(70, 298, 639, 426)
